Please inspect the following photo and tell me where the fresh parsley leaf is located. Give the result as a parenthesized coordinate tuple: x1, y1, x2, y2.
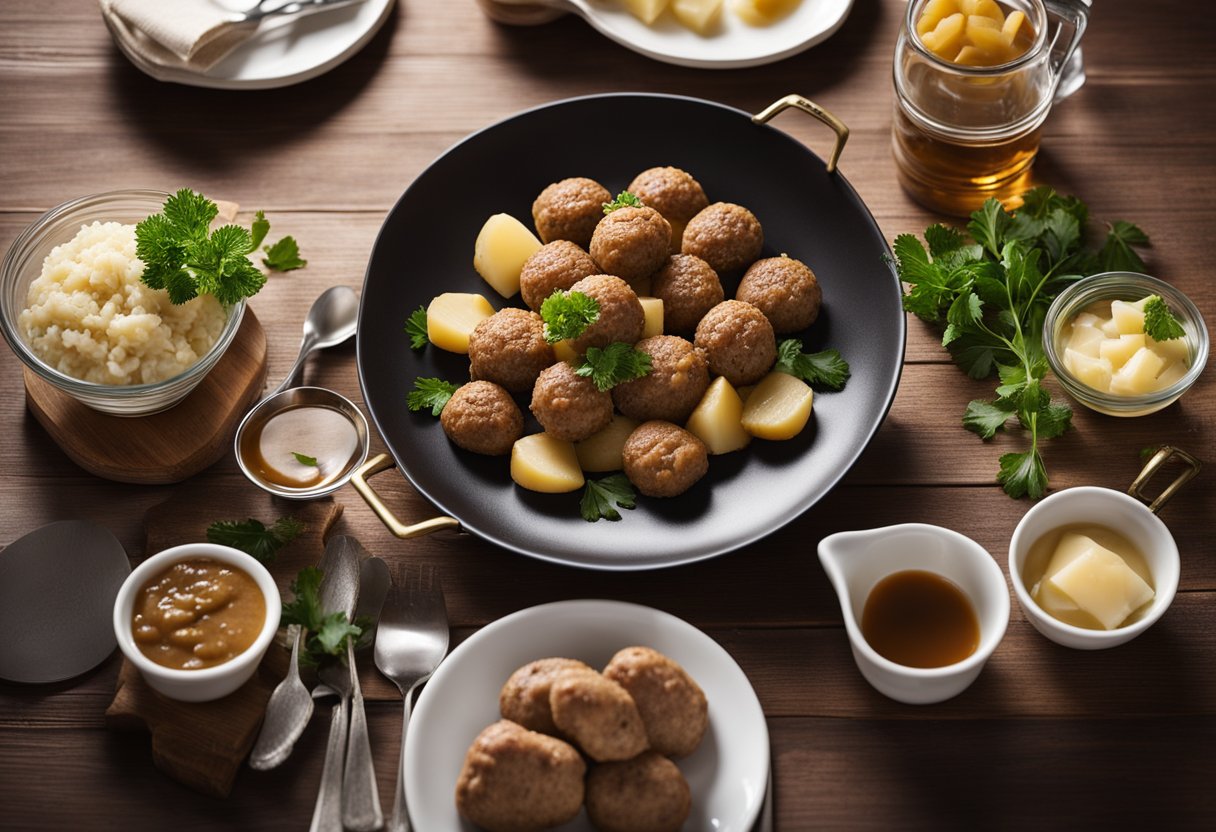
(314, 613, 362, 656)
(281, 567, 363, 665)
(997, 448, 1048, 500)
(263, 235, 307, 271)
(540, 290, 600, 343)
(968, 198, 1012, 260)
(292, 452, 318, 467)
(162, 188, 218, 235)
(281, 567, 324, 629)
(407, 377, 458, 416)
(775, 340, 850, 391)
(575, 343, 652, 391)
(1142, 295, 1186, 341)
(249, 210, 270, 252)
(580, 474, 637, 522)
(962, 399, 1015, 440)
(207, 516, 304, 564)
(602, 191, 644, 213)
(1098, 221, 1150, 273)
(404, 305, 429, 350)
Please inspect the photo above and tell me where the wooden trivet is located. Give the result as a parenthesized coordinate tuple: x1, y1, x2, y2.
(25, 309, 268, 485)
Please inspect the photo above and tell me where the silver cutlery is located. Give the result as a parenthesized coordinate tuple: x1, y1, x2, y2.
(270, 285, 359, 397)
(374, 565, 450, 832)
(228, 0, 369, 26)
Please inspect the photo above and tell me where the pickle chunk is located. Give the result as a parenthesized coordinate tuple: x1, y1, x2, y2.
(511, 433, 586, 493)
(740, 371, 814, 440)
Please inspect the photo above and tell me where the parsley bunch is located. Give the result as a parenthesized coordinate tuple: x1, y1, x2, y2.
(602, 191, 644, 213)
(895, 187, 1151, 499)
(541, 290, 600, 343)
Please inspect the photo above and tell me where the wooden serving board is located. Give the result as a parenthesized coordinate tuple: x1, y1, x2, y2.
(24, 309, 268, 485)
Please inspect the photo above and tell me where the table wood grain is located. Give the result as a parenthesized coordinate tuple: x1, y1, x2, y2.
(1, 1, 1213, 829)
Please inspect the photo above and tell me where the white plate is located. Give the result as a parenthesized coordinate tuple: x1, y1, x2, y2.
(406, 600, 770, 831)
(553, 0, 853, 68)
(104, 0, 396, 90)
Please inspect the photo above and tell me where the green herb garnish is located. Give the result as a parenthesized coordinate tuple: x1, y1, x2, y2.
(292, 452, 319, 467)
(405, 305, 429, 350)
(894, 187, 1151, 499)
(576, 342, 653, 391)
(280, 567, 363, 666)
(774, 339, 850, 391)
(262, 235, 307, 271)
(407, 377, 459, 416)
(602, 191, 644, 214)
(1142, 295, 1186, 341)
(206, 516, 303, 564)
(540, 290, 600, 343)
(580, 474, 637, 522)
(135, 188, 268, 305)
(250, 210, 270, 252)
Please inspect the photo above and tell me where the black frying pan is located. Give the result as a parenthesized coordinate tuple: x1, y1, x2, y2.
(356, 93, 905, 570)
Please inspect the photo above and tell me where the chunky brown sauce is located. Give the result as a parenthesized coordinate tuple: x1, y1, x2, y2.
(860, 570, 980, 668)
(239, 405, 361, 490)
(131, 558, 266, 670)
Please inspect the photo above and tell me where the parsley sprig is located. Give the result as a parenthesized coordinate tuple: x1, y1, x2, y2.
(580, 474, 637, 522)
(404, 306, 429, 350)
(262, 235, 306, 271)
(894, 187, 1151, 499)
(576, 343, 652, 391)
(206, 516, 303, 564)
(775, 339, 850, 391)
(407, 377, 459, 416)
(602, 191, 644, 214)
(292, 452, 319, 467)
(280, 567, 363, 666)
(1143, 296, 1186, 342)
(540, 290, 600, 343)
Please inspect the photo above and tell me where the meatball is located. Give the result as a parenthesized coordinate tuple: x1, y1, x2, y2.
(518, 240, 599, 312)
(585, 752, 692, 832)
(650, 254, 724, 335)
(612, 335, 709, 424)
(737, 255, 823, 333)
(532, 177, 612, 249)
(694, 300, 776, 387)
(499, 658, 593, 736)
(682, 202, 764, 274)
(590, 206, 672, 288)
(627, 166, 709, 250)
(603, 647, 708, 758)
(468, 308, 554, 394)
(622, 421, 709, 498)
(439, 381, 523, 456)
(530, 362, 613, 442)
(566, 274, 646, 354)
(549, 668, 649, 762)
(455, 720, 585, 832)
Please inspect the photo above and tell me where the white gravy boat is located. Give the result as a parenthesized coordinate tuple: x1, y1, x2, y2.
(818, 524, 1010, 705)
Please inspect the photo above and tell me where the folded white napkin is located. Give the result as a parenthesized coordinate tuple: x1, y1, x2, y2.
(100, 0, 260, 73)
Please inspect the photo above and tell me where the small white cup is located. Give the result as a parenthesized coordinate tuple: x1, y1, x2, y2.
(818, 524, 1009, 705)
(113, 543, 281, 702)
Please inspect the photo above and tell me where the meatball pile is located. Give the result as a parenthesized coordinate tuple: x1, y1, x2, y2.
(456, 647, 707, 832)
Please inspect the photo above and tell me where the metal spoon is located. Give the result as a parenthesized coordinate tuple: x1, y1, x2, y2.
(271, 285, 359, 396)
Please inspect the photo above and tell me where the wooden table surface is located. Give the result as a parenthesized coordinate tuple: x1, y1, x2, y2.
(1, 1, 1213, 829)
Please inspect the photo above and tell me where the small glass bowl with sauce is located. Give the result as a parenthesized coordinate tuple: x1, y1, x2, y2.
(1044, 272, 1208, 417)
(112, 543, 281, 702)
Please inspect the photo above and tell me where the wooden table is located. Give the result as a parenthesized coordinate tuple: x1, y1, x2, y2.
(1, 1, 1213, 828)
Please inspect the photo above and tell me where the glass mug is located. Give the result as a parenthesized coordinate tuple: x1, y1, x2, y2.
(892, 0, 1090, 216)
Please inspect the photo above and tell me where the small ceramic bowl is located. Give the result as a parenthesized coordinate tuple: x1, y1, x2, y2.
(818, 524, 1009, 705)
(112, 543, 281, 702)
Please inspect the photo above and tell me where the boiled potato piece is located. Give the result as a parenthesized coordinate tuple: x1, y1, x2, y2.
(686, 376, 751, 454)
(553, 339, 580, 364)
(425, 292, 494, 354)
(1064, 348, 1113, 390)
(1098, 334, 1146, 369)
(673, 0, 723, 33)
(917, 0, 959, 34)
(638, 297, 664, 339)
(1110, 347, 1166, 396)
(473, 214, 542, 298)
(920, 13, 965, 57)
(740, 371, 814, 440)
(732, 0, 800, 27)
(1110, 300, 1146, 335)
(1066, 323, 1104, 359)
(1155, 361, 1186, 390)
(576, 415, 641, 472)
(1147, 334, 1189, 365)
(624, 0, 669, 24)
(511, 433, 585, 493)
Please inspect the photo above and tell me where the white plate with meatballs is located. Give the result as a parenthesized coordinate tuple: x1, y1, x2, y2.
(406, 600, 769, 831)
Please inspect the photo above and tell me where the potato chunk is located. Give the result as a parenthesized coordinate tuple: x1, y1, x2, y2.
(511, 433, 585, 493)
(672, 0, 723, 33)
(623, 0, 670, 24)
(686, 376, 751, 454)
(473, 214, 543, 298)
(638, 297, 664, 339)
(576, 415, 642, 472)
(740, 371, 814, 440)
(426, 292, 494, 354)
(1110, 299, 1146, 335)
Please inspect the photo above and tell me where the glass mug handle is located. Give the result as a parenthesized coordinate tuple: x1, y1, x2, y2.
(1043, 0, 1091, 102)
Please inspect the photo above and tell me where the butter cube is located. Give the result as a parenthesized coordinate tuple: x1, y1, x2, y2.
(1110, 300, 1146, 335)
(1043, 533, 1154, 630)
(1098, 333, 1145, 369)
(1109, 347, 1166, 395)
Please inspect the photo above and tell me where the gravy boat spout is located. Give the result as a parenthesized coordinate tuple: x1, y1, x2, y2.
(818, 524, 1010, 705)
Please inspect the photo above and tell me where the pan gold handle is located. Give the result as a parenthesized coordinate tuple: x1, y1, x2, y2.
(752, 94, 850, 174)
(351, 453, 461, 538)
(1127, 445, 1202, 514)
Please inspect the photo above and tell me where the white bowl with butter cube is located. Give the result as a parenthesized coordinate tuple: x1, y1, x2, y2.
(1044, 272, 1208, 417)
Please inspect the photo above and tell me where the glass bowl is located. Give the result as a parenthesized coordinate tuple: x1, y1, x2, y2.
(0, 191, 245, 416)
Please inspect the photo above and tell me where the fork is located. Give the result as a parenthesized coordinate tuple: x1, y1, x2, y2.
(227, 0, 368, 25)
(374, 565, 450, 832)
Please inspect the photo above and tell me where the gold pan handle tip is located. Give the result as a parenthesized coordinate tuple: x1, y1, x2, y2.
(752, 94, 850, 174)
(352, 453, 461, 539)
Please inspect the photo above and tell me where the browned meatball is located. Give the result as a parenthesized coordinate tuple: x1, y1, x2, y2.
(566, 274, 646, 354)
(455, 720, 585, 832)
(518, 240, 599, 312)
(468, 308, 554, 394)
(650, 254, 723, 335)
(532, 177, 612, 248)
(612, 335, 709, 424)
(622, 421, 709, 498)
(530, 362, 613, 442)
(737, 255, 823, 333)
(499, 658, 593, 736)
(682, 202, 764, 274)
(590, 206, 672, 288)
(585, 752, 692, 832)
(603, 647, 708, 758)
(694, 300, 777, 386)
(627, 166, 709, 251)
(439, 381, 523, 456)
(549, 668, 649, 762)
